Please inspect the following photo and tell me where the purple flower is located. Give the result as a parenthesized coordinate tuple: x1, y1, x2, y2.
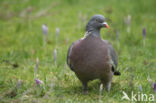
(54, 49, 57, 62)
(142, 28, 146, 38)
(42, 24, 48, 35)
(153, 83, 156, 92)
(139, 84, 142, 92)
(17, 80, 22, 89)
(124, 15, 131, 26)
(99, 84, 103, 102)
(56, 28, 60, 37)
(35, 79, 43, 85)
(99, 84, 103, 93)
(35, 58, 39, 74)
(147, 76, 152, 83)
(127, 15, 131, 26)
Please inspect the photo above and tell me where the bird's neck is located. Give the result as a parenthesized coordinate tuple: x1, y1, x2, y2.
(86, 28, 101, 37)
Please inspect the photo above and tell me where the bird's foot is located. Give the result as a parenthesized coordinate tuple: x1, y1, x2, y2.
(106, 82, 111, 92)
(82, 82, 88, 94)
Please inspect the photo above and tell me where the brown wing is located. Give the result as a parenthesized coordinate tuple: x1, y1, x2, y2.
(103, 40, 121, 75)
(67, 40, 80, 71)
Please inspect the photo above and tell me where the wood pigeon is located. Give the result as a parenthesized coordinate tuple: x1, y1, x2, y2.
(67, 15, 120, 94)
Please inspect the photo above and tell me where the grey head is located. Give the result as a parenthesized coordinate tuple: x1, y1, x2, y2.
(86, 15, 109, 36)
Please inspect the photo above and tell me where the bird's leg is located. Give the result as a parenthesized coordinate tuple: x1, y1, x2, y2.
(82, 82, 88, 94)
(101, 78, 112, 92)
(105, 81, 111, 92)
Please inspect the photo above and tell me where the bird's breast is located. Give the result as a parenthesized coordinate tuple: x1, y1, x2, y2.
(70, 36, 110, 71)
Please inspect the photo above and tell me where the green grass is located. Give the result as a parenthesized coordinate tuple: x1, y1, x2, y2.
(0, 0, 156, 102)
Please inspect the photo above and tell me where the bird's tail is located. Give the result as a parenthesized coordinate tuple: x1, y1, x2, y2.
(112, 66, 121, 76)
(114, 71, 121, 76)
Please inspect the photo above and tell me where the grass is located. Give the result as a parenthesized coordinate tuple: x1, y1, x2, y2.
(0, 0, 156, 102)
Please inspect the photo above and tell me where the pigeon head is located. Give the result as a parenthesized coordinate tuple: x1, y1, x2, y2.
(86, 15, 109, 36)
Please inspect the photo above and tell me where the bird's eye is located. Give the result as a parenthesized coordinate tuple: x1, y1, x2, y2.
(95, 19, 98, 22)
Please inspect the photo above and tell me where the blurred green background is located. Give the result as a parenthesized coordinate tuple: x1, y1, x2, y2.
(0, 0, 156, 102)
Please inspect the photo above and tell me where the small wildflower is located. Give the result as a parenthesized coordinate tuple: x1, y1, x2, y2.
(127, 15, 131, 26)
(99, 84, 103, 103)
(147, 76, 152, 83)
(35, 79, 43, 85)
(139, 84, 142, 92)
(42, 24, 48, 35)
(42, 24, 48, 46)
(124, 15, 131, 33)
(142, 28, 146, 39)
(115, 30, 119, 40)
(142, 27, 146, 47)
(54, 49, 57, 62)
(124, 14, 131, 26)
(56, 28, 60, 37)
(17, 80, 22, 89)
(99, 84, 103, 94)
(35, 58, 39, 74)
